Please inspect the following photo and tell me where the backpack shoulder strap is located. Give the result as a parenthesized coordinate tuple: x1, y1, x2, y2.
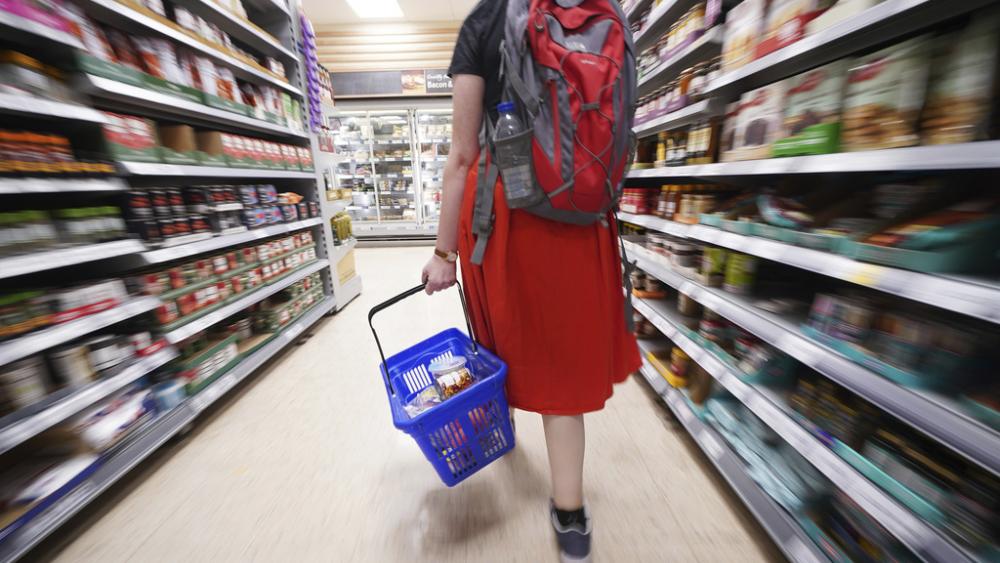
(470, 120, 500, 266)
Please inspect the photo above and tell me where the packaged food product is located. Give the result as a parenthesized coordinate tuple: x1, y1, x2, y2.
(429, 355, 474, 399)
(103, 29, 143, 72)
(1, 357, 49, 412)
(723, 252, 757, 295)
(0, 51, 60, 98)
(729, 81, 790, 161)
(101, 112, 161, 163)
(721, 0, 766, 72)
(841, 36, 932, 152)
(216, 67, 239, 101)
(57, 3, 116, 62)
(669, 347, 691, 380)
(718, 101, 742, 158)
(403, 384, 442, 418)
(757, 0, 834, 57)
(773, 60, 849, 156)
(921, 12, 1000, 145)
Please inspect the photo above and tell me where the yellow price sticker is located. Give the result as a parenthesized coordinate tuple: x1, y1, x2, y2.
(848, 263, 885, 287)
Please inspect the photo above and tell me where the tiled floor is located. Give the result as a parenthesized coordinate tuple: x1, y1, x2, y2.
(38, 247, 780, 563)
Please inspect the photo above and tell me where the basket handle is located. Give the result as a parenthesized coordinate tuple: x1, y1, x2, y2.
(368, 282, 478, 396)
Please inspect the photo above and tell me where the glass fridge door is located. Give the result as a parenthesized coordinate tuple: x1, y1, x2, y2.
(369, 110, 417, 224)
(415, 109, 452, 227)
(328, 111, 377, 223)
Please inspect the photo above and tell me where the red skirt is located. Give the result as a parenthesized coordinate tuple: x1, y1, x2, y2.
(458, 158, 641, 415)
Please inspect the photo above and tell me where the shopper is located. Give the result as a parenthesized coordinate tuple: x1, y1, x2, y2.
(422, 0, 640, 560)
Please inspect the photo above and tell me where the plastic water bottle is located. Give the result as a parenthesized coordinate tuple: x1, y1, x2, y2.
(494, 101, 540, 208)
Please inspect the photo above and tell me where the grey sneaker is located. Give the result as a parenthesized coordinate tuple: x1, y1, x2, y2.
(549, 500, 592, 563)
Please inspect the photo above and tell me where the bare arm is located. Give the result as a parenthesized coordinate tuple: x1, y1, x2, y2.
(422, 74, 486, 294)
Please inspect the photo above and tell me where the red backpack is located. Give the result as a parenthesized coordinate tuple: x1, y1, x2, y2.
(469, 0, 638, 264)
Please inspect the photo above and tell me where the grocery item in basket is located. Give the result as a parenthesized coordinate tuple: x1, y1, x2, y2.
(429, 355, 474, 399)
(841, 36, 932, 152)
(403, 384, 442, 418)
(721, 0, 766, 72)
(921, 11, 1000, 145)
(774, 60, 849, 156)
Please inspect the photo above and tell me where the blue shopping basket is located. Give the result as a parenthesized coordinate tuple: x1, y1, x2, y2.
(368, 283, 516, 487)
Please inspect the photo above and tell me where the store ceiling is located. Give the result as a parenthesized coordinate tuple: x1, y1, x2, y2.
(301, 0, 479, 24)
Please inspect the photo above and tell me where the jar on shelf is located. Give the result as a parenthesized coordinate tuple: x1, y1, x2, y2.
(678, 66, 693, 98)
(688, 62, 708, 102)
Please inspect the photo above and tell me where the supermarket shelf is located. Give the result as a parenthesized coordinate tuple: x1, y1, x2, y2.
(633, 0, 701, 51)
(169, 0, 297, 61)
(0, 346, 178, 456)
(0, 177, 128, 195)
(0, 10, 83, 50)
(618, 212, 1000, 324)
(638, 26, 723, 96)
(78, 75, 307, 139)
(632, 296, 972, 563)
(626, 239, 1000, 473)
(0, 298, 330, 563)
(625, 0, 654, 22)
(636, 354, 829, 563)
(165, 259, 329, 343)
(242, 0, 290, 16)
(329, 238, 357, 264)
(705, 0, 996, 98)
(77, 0, 302, 96)
(0, 296, 162, 368)
(0, 93, 109, 124)
(136, 217, 322, 265)
(0, 239, 146, 281)
(626, 140, 1000, 178)
(633, 98, 724, 138)
(118, 162, 316, 179)
(335, 275, 362, 311)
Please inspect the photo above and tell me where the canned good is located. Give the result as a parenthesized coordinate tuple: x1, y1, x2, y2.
(128, 219, 161, 243)
(124, 191, 153, 219)
(50, 344, 96, 385)
(173, 216, 191, 236)
(669, 347, 691, 379)
(158, 217, 177, 238)
(239, 185, 258, 206)
(1, 357, 48, 411)
(151, 190, 171, 217)
(724, 253, 757, 295)
(189, 214, 210, 233)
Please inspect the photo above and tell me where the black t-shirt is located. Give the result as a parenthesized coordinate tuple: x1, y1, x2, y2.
(448, 0, 508, 122)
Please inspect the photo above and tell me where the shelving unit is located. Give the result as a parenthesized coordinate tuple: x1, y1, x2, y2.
(634, 98, 725, 138)
(627, 140, 1000, 177)
(76, 0, 302, 95)
(618, 212, 1000, 323)
(632, 296, 971, 563)
(627, 1, 1000, 560)
(77, 74, 308, 138)
(626, 240, 1000, 476)
(0, 93, 109, 124)
(0, 347, 178, 455)
(0, 240, 147, 281)
(0, 1, 351, 557)
(0, 296, 162, 367)
(118, 162, 316, 179)
(0, 298, 332, 563)
(636, 346, 829, 563)
(638, 26, 723, 96)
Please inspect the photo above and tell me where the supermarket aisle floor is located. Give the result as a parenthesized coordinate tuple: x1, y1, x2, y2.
(43, 248, 780, 563)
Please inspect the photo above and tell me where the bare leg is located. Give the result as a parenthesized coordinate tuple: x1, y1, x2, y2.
(542, 414, 585, 510)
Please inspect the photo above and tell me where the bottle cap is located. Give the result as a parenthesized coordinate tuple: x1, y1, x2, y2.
(496, 101, 516, 113)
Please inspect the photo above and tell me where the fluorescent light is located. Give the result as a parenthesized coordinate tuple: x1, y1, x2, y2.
(346, 0, 403, 18)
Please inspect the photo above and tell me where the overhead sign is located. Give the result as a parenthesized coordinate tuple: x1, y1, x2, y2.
(330, 69, 453, 98)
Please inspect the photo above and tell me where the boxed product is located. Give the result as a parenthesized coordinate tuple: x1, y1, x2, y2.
(101, 112, 161, 163)
(756, 0, 835, 58)
(773, 60, 849, 156)
(221, 134, 254, 168)
(921, 11, 1000, 145)
(841, 36, 932, 152)
(721, 0, 767, 72)
(298, 147, 314, 171)
(131, 37, 202, 103)
(718, 101, 742, 157)
(726, 81, 790, 161)
(157, 124, 200, 165)
(195, 131, 229, 167)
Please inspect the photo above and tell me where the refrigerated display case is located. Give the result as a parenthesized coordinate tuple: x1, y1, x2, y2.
(322, 107, 447, 239)
(328, 111, 377, 223)
(415, 109, 453, 225)
(370, 111, 417, 223)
